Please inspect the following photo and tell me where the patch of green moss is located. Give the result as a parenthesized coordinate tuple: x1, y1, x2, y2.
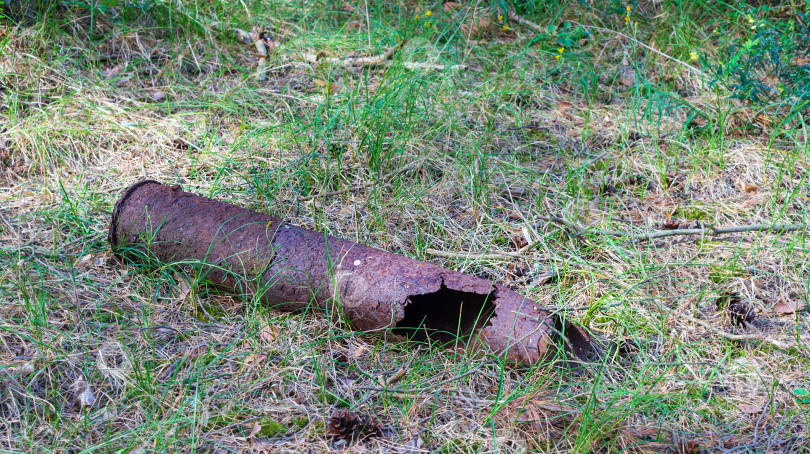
(199, 301, 227, 318)
(195, 352, 219, 367)
(695, 238, 722, 250)
(257, 418, 285, 437)
(526, 128, 553, 141)
(708, 265, 747, 283)
(203, 415, 295, 437)
(677, 205, 714, 221)
(291, 416, 309, 429)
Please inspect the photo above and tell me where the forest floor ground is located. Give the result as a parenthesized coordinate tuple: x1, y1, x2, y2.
(1, 1, 809, 453)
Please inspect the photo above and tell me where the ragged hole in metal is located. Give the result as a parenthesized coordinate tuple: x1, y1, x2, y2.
(393, 284, 496, 344)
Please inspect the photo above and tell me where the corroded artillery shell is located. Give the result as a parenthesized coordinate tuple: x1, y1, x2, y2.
(109, 180, 588, 364)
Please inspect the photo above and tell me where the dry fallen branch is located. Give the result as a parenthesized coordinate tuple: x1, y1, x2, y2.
(301, 39, 407, 67)
(402, 61, 467, 71)
(427, 237, 544, 261)
(209, 21, 277, 81)
(301, 40, 466, 70)
(251, 27, 278, 81)
(539, 216, 805, 241)
(430, 219, 806, 261)
(680, 313, 796, 351)
(209, 21, 252, 45)
(426, 248, 531, 260)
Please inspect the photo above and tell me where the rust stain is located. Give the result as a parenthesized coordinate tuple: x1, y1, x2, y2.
(109, 180, 589, 365)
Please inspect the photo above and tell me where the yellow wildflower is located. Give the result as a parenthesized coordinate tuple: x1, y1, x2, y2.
(502, 25, 509, 31)
(415, 14, 419, 19)
(558, 47, 564, 53)
(690, 51, 698, 61)
(625, 15, 630, 23)
(556, 55, 561, 60)
(498, 14, 503, 22)
(626, 4, 631, 12)
(425, 10, 432, 17)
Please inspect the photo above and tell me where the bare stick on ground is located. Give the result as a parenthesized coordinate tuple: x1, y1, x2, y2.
(209, 21, 252, 45)
(301, 39, 407, 67)
(301, 40, 466, 70)
(251, 27, 278, 81)
(429, 220, 804, 260)
(539, 216, 805, 241)
(209, 22, 277, 81)
(680, 313, 796, 351)
(427, 237, 545, 260)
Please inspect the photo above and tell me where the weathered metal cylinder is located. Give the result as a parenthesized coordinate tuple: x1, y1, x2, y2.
(109, 180, 586, 364)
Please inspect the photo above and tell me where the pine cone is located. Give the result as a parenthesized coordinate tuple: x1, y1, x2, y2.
(327, 409, 384, 440)
(327, 409, 362, 440)
(716, 292, 757, 328)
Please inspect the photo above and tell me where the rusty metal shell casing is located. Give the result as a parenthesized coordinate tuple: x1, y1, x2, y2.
(109, 181, 585, 364)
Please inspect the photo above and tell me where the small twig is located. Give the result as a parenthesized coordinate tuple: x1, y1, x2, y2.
(302, 39, 408, 67)
(539, 216, 805, 241)
(402, 61, 467, 71)
(429, 220, 805, 260)
(680, 314, 792, 351)
(209, 21, 252, 45)
(506, 10, 706, 78)
(0, 211, 19, 240)
(640, 224, 805, 240)
(300, 41, 466, 70)
(426, 237, 544, 261)
(426, 248, 527, 260)
(95, 51, 168, 63)
(379, 368, 407, 388)
(251, 28, 279, 82)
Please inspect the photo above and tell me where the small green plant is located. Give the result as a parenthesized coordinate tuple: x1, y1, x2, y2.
(794, 388, 810, 404)
(706, 8, 810, 109)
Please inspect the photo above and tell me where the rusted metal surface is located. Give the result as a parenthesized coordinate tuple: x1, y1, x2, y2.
(109, 180, 588, 365)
